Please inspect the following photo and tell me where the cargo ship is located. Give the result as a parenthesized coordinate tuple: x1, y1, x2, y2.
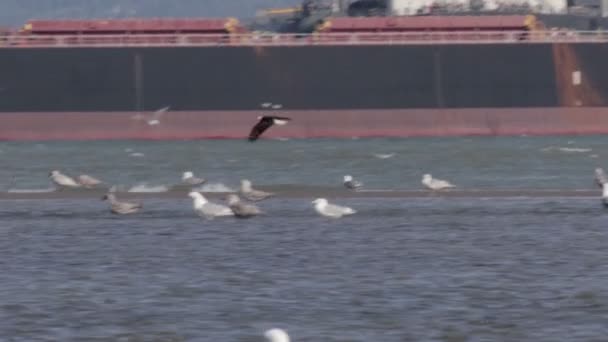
(1, 0, 608, 140)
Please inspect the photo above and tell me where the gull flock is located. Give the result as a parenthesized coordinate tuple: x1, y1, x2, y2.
(46, 166, 608, 217)
(44, 163, 479, 218)
(49, 169, 363, 218)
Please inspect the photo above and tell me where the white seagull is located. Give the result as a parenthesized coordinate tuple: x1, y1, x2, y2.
(182, 171, 206, 186)
(49, 170, 81, 188)
(240, 179, 274, 201)
(602, 183, 608, 208)
(312, 198, 356, 218)
(265, 328, 290, 342)
(422, 174, 455, 190)
(226, 194, 261, 218)
(343, 175, 363, 190)
(188, 191, 233, 219)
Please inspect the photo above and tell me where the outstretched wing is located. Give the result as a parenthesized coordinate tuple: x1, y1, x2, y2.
(248, 117, 274, 141)
(151, 106, 170, 120)
(270, 116, 292, 125)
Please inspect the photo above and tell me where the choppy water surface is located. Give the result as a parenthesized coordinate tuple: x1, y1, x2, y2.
(2, 136, 608, 341)
(0, 135, 606, 190)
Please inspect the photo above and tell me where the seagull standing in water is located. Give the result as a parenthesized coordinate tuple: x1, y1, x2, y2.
(248, 116, 291, 141)
(181, 171, 206, 186)
(226, 194, 261, 218)
(240, 179, 274, 201)
(602, 183, 608, 208)
(49, 170, 81, 189)
(77, 174, 103, 188)
(312, 198, 356, 218)
(264, 328, 290, 342)
(101, 193, 142, 215)
(188, 191, 233, 219)
(595, 168, 607, 188)
(422, 174, 455, 190)
(343, 175, 363, 190)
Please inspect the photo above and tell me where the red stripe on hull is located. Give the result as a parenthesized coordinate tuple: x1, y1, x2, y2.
(1, 108, 608, 141)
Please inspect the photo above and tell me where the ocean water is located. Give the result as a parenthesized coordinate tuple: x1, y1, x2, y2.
(1, 136, 608, 341)
(0, 135, 605, 191)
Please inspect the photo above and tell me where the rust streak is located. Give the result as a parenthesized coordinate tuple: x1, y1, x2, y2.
(552, 43, 603, 107)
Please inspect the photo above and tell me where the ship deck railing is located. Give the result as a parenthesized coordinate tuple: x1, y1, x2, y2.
(1, 30, 607, 48)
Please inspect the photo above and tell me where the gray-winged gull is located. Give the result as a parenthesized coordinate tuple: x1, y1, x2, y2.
(188, 191, 233, 219)
(343, 175, 363, 190)
(240, 179, 274, 201)
(226, 194, 261, 218)
(312, 198, 356, 218)
(49, 170, 81, 188)
(422, 174, 455, 190)
(264, 328, 290, 342)
(102, 193, 142, 214)
(182, 171, 206, 186)
(77, 174, 103, 188)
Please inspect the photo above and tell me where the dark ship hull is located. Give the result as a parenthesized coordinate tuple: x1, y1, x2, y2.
(1, 41, 608, 140)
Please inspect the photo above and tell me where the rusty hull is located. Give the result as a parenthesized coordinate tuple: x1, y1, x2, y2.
(1, 107, 608, 140)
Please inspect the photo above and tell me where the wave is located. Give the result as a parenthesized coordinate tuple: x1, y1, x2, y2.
(558, 147, 592, 153)
(7, 188, 55, 193)
(127, 184, 169, 193)
(541, 146, 592, 153)
(192, 183, 235, 193)
(373, 153, 395, 159)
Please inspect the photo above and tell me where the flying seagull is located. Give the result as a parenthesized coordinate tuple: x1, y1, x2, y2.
(265, 328, 290, 342)
(49, 170, 81, 189)
(422, 174, 455, 190)
(260, 102, 282, 109)
(102, 193, 142, 215)
(132, 106, 170, 126)
(312, 198, 356, 218)
(343, 175, 363, 190)
(248, 116, 291, 141)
